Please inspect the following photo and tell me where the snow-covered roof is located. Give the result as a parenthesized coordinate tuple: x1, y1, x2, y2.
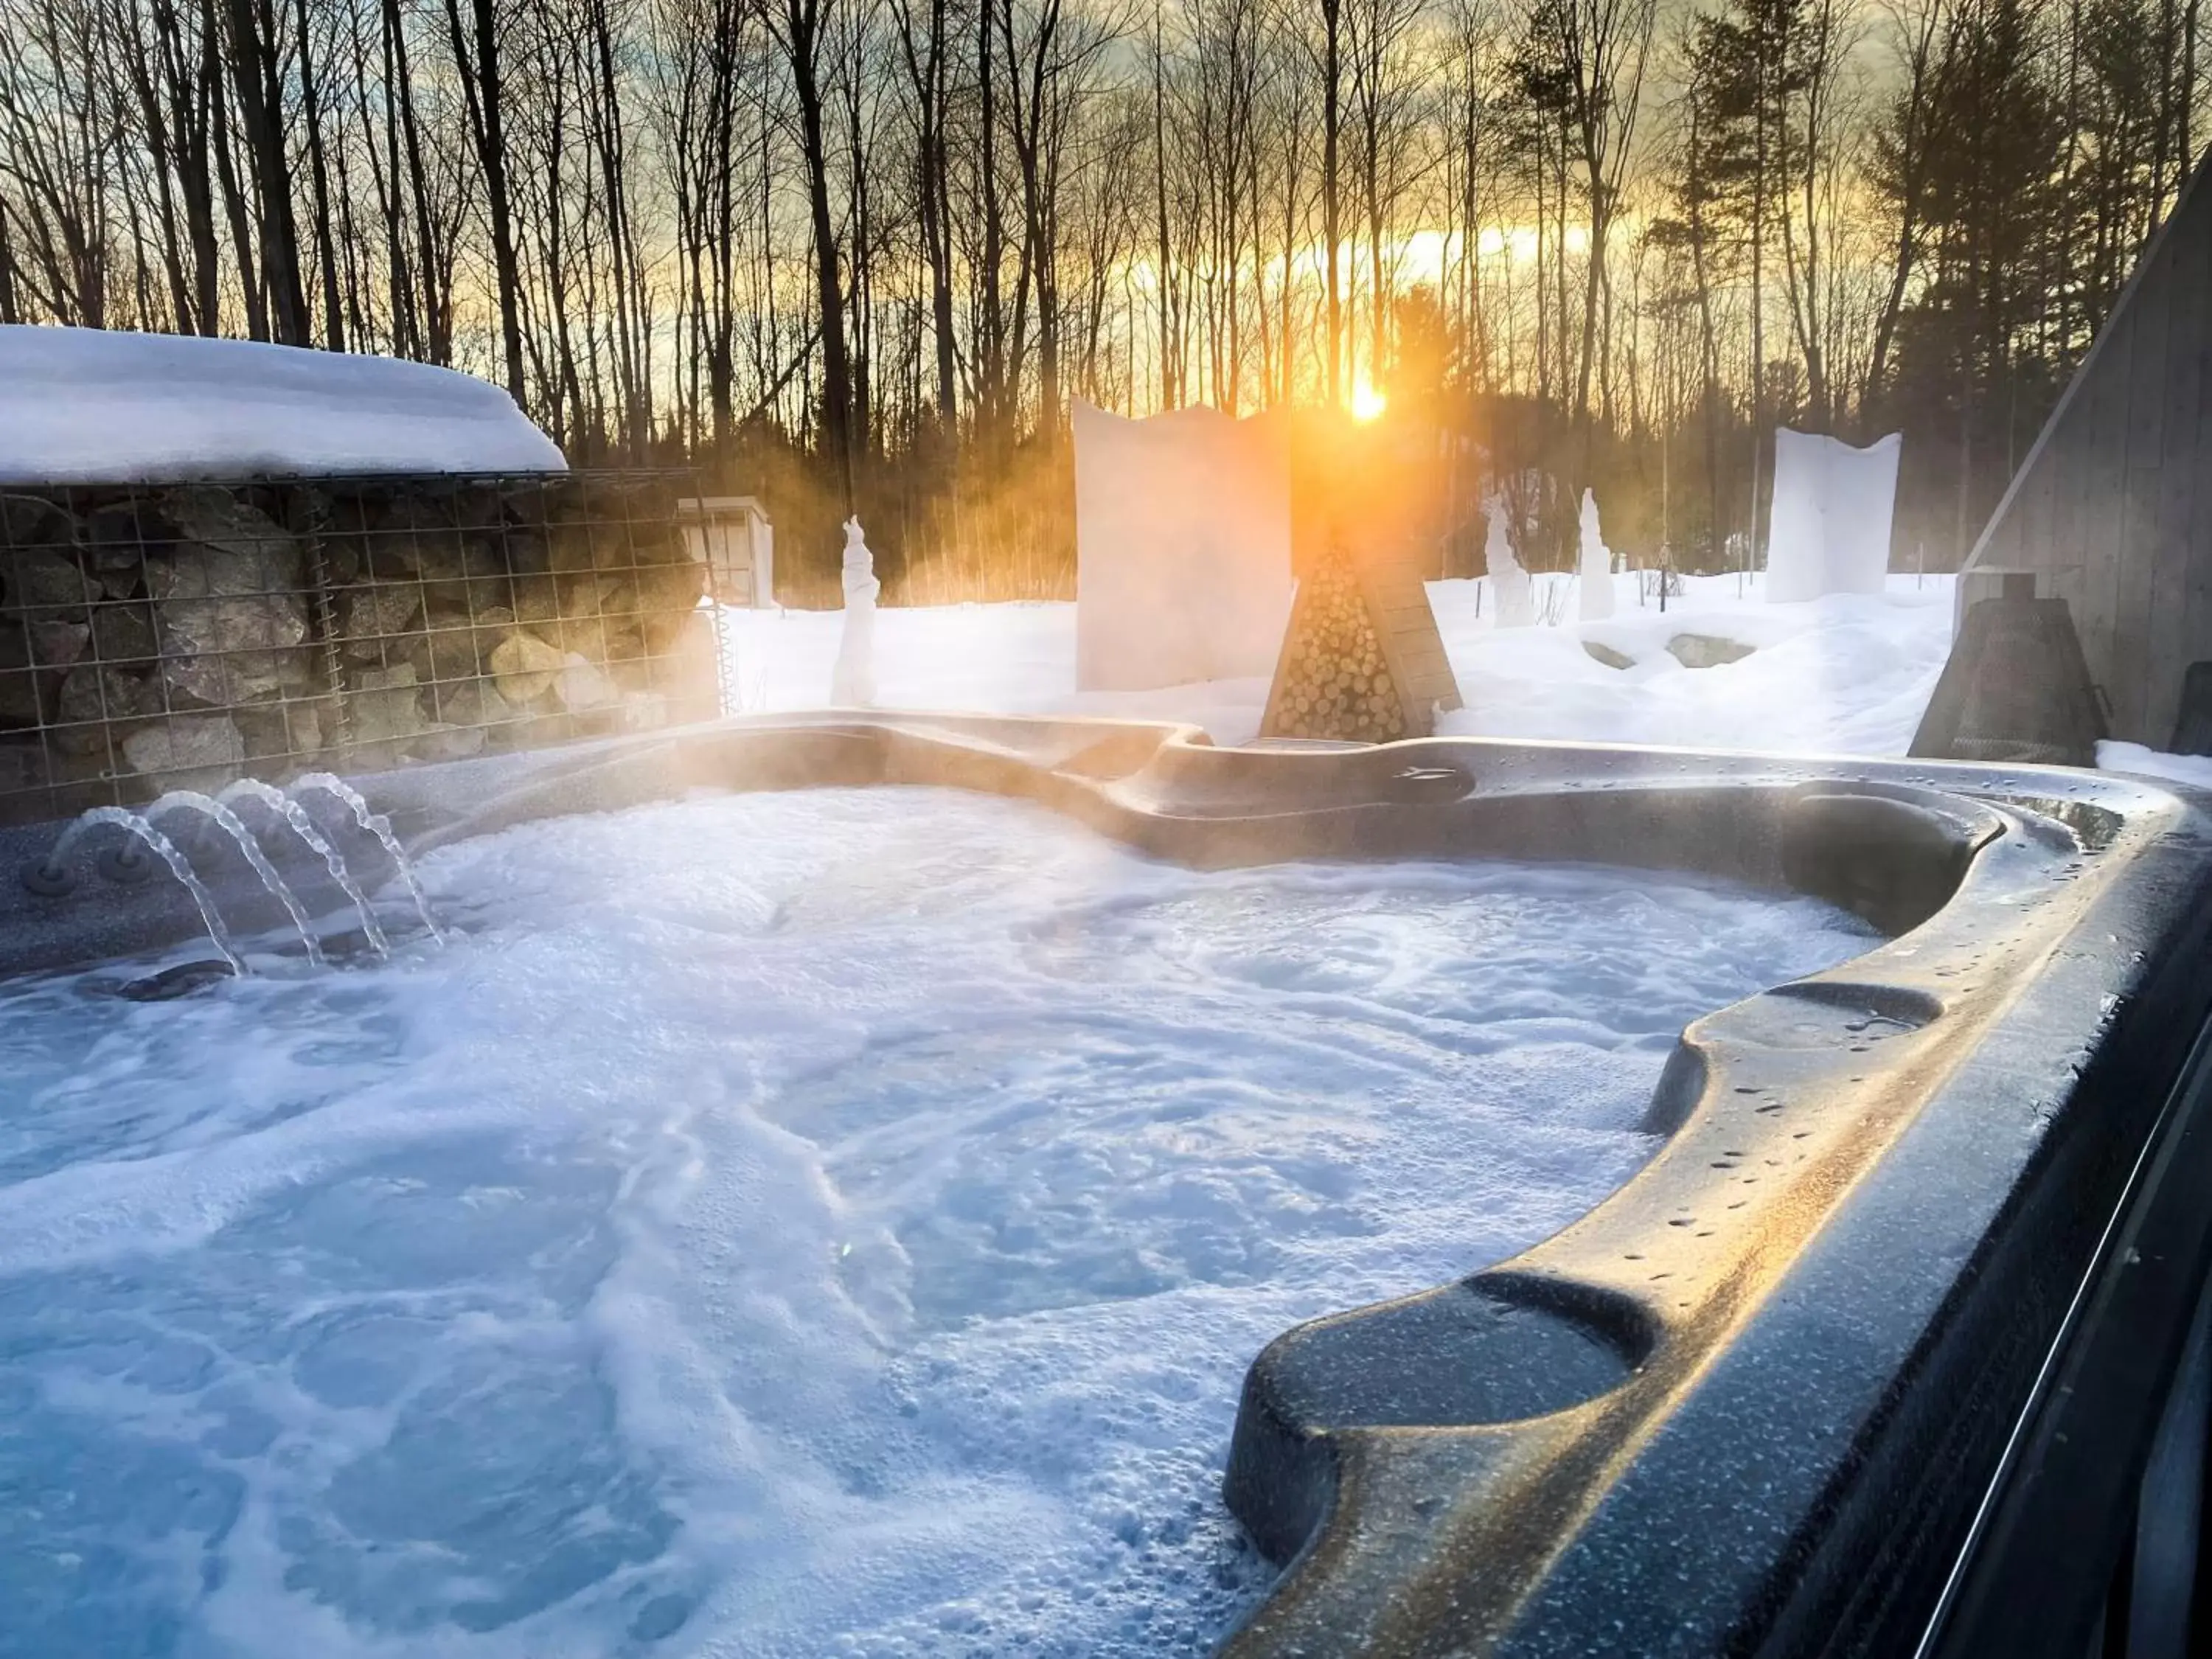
(0, 325, 566, 483)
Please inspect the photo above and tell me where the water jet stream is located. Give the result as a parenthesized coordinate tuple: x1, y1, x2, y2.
(291, 773, 442, 942)
(145, 792, 324, 966)
(42, 807, 244, 975)
(217, 779, 389, 959)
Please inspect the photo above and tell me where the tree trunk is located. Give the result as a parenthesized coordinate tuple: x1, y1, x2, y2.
(978, 0, 1005, 435)
(0, 204, 21, 324)
(223, 0, 310, 344)
(782, 0, 855, 504)
(895, 0, 957, 424)
(442, 0, 526, 401)
(204, 36, 268, 342)
(1323, 0, 1343, 407)
(1748, 44, 1767, 565)
(1152, 0, 1175, 408)
(290, 0, 345, 349)
(385, 0, 444, 361)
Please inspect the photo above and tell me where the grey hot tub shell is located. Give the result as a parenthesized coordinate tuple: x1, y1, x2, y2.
(4, 712, 2208, 1659)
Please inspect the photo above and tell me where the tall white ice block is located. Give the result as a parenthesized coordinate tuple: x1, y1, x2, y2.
(832, 517, 879, 706)
(1071, 400, 1293, 692)
(1486, 497, 1535, 627)
(1578, 489, 1615, 621)
(1765, 428, 1902, 603)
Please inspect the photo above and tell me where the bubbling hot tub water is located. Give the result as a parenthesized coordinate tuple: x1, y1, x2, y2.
(0, 786, 1879, 1658)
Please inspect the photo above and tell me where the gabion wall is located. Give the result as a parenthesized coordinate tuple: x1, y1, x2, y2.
(0, 471, 720, 827)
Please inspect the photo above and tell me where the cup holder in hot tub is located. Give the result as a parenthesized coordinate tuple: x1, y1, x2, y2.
(1225, 1275, 1652, 1563)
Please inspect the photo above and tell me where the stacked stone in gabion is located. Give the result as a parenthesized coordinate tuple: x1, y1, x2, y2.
(1261, 543, 1408, 743)
(0, 474, 716, 819)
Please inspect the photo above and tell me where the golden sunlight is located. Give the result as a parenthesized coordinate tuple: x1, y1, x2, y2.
(1350, 375, 1388, 422)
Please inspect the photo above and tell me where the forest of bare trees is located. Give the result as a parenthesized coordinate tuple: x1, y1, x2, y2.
(0, 0, 2205, 598)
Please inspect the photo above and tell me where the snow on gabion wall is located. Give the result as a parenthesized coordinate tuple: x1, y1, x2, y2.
(0, 326, 566, 484)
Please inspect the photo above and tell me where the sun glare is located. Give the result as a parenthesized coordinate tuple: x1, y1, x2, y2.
(1350, 376, 1388, 422)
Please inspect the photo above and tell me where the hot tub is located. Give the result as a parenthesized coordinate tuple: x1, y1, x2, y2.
(4, 713, 2210, 1659)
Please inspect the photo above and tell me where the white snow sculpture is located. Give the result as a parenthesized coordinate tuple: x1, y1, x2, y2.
(1764, 428, 1902, 604)
(1071, 399, 1293, 692)
(1578, 488, 1615, 622)
(0, 323, 563, 481)
(831, 516, 880, 707)
(1484, 497, 1535, 627)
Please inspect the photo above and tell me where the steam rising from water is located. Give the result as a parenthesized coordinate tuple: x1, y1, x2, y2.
(0, 787, 1876, 1657)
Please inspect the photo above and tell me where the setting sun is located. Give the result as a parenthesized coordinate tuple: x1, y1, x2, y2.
(1350, 375, 1388, 422)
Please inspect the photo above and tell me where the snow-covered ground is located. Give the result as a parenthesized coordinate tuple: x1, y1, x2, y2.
(0, 325, 563, 481)
(0, 787, 1878, 1658)
(2097, 742, 2212, 790)
(717, 569, 1961, 758)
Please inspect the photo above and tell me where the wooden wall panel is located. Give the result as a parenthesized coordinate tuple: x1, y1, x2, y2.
(2073, 285, 2133, 721)
(2190, 314, 2212, 734)
(2110, 252, 2164, 737)
(2145, 209, 2209, 745)
(1960, 150, 2212, 746)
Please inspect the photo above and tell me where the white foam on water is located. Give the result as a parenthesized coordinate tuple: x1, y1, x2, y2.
(0, 787, 1880, 1658)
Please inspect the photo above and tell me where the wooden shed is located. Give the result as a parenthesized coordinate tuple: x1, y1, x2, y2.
(1958, 149, 2212, 748)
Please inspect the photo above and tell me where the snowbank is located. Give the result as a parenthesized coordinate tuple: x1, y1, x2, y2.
(0, 324, 564, 481)
(1433, 571, 1958, 757)
(714, 571, 1960, 757)
(704, 578, 2203, 787)
(2097, 742, 2212, 790)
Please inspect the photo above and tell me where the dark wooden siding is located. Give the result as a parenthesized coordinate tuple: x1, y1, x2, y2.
(1968, 151, 2212, 746)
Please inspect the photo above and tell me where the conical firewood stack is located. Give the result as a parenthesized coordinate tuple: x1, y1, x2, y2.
(1259, 534, 1460, 742)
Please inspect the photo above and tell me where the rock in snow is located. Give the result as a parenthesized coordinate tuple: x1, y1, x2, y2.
(0, 324, 565, 482)
(1666, 633, 1757, 669)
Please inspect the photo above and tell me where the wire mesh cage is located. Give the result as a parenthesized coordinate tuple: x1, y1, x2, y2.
(0, 470, 725, 830)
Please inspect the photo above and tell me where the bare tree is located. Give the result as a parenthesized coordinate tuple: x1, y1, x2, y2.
(0, 0, 2202, 594)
